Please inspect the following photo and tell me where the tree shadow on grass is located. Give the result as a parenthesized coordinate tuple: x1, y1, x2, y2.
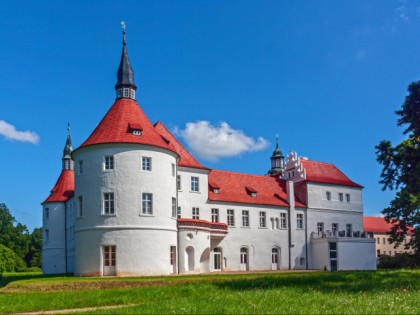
(213, 271, 420, 294)
(0, 273, 72, 288)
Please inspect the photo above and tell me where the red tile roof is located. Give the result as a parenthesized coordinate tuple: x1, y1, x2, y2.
(300, 159, 362, 188)
(79, 99, 177, 154)
(154, 121, 208, 170)
(43, 170, 74, 203)
(363, 216, 414, 234)
(208, 170, 306, 207)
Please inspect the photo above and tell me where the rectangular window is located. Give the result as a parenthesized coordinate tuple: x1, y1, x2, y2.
(259, 211, 266, 228)
(177, 175, 181, 190)
(79, 160, 84, 175)
(326, 191, 331, 201)
(104, 156, 114, 170)
(103, 245, 116, 267)
(280, 213, 287, 229)
(332, 223, 338, 234)
(192, 207, 200, 220)
(177, 206, 181, 219)
(170, 246, 176, 266)
(172, 164, 175, 177)
(317, 222, 324, 233)
(377, 237, 380, 244)
(211, 208, 219, 223)
(383, 237, 386, 244)
(242, 210, 249, 227)
(346, 193, 351, 202)
(227, 209, 235, 226)
(45, 207, 49, 220)
(191, 176, 199, 192)
(103, 193, 115, 215)
(339, 193, 344, 202)
(45, 229, 49, 242)
(78, 196, 83, 217)
(142, 193, 153, 215)
(142, 157, 152, 171)
(123, 88, 129, 97)
(171, 198, 177, 218)
(297, 213, 303, 229)
(130, 89, 136, 99)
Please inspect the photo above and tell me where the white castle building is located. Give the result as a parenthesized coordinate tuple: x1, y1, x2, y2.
(42, 30, 376, 276)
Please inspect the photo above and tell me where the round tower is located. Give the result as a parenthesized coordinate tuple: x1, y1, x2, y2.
(72, 25, 179, 276)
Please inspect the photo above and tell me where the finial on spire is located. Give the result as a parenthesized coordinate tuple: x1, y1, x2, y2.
(121, 21, 126, 45)
(67, 122, 71, 135)
(275, 133, 279, 149)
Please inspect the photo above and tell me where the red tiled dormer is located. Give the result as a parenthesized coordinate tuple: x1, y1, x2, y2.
(300, 159, 362, 188)
(43, 170, 74, 203)
(154, 121, 208, 170)
(208, 170, 305, 207)
(79, 99, 177, 155)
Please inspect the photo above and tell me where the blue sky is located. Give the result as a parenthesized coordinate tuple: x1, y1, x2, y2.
(1, 0, 419, 232)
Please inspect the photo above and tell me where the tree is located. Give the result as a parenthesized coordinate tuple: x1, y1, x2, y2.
(25, 227, 42, 268)
(0, 203, 31, 264)
(0, 244, 25, 273)
(376, 81, 420, 253)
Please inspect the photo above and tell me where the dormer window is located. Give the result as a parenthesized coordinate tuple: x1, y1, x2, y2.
(130, 89, 136, 99)
(214, 188, 219, 194)
(128, 123, 142, 136)
(245, 186, 257, 198)
(117, 88, 122, 98)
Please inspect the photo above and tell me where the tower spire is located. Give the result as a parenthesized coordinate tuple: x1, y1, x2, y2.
(268, 133, 285, 175)
(115, 21, 137, 100)
(62, 123, 74, 171)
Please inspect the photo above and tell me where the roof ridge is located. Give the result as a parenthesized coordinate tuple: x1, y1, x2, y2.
(211, 169, 277, 179)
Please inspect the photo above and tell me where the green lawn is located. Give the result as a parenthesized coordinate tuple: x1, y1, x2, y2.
(1, 270, 419, 314)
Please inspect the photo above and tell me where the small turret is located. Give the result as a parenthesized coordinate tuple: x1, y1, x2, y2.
(268, 134, 284, 175)
(115, 21, 137, 100)
(62, 123, 74, 171)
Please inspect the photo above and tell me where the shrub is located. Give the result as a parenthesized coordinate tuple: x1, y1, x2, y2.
(0, 244, 25, 273)
(378, 253, 419, 269)
(16, 267, 42, 273)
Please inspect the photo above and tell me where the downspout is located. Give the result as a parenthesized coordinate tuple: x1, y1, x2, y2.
(176, 162, 180, 275)
(305, 182, 309, 270)
(64, 201, 68, 274)
(286, 181, 295, 270)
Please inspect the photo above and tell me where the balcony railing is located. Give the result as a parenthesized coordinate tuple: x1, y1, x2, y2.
(311, 230, 368, 239)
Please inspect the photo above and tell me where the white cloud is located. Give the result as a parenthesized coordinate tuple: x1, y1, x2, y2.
(175, 121, 269, 162)
(0, 120, 40, 144)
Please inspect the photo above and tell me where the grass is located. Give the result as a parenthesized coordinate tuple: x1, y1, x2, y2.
(0, 270, 419, 314)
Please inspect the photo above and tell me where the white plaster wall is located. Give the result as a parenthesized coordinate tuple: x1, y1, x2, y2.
(66, 199, 75, 273)
(338, 239, 377, 270)
(42, 202, 66, 274)
(74, 228, 177, 276)
(73, 144, 178, 276)
(307, 183, 363, 212)
(177, 167, 209, 219)
(178, 229, 211, 273)
(311, 240, 329, 270)
(204, 202, 293, 271)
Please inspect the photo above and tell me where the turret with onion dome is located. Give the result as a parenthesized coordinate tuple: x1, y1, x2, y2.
(268, 134, 285, 175)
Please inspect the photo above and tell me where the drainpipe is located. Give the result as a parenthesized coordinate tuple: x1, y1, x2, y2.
(305, 183, 309, 270)
(64, 202, 68, 274)
(286, 181, 295, 270)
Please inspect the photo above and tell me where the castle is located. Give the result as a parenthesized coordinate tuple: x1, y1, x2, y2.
(42, 30, 376, 276)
